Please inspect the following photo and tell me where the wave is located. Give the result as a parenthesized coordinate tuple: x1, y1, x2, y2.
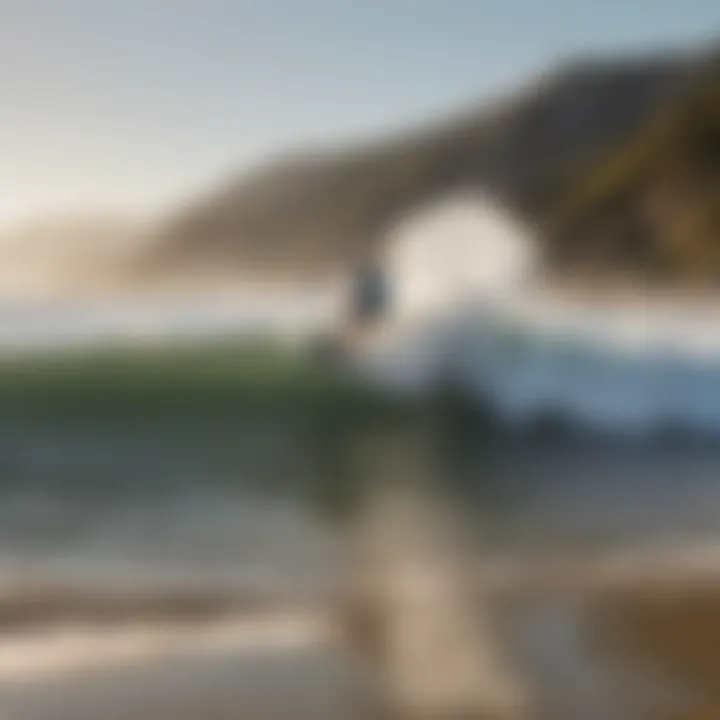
(365, 295, 720, 435)
(366, 193, 720, 435)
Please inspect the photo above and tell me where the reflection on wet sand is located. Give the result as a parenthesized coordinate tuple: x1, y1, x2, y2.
(594, 583, 720, 720)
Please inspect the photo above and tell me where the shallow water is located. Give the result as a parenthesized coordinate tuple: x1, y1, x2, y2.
(2, 316, 720, 717)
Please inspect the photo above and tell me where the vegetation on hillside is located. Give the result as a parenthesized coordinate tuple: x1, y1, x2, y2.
(545, 68, 720, 282)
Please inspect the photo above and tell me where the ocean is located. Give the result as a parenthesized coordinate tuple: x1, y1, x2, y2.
(3, 289, 720, 717)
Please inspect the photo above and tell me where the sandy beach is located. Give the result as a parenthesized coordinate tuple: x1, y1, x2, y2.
(0, 613, 370, 720)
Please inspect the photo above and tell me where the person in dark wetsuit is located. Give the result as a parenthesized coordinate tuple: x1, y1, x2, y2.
(332, 259, 391, 358)
(311, 259, 390, 368)
(351, 259, 390, 327)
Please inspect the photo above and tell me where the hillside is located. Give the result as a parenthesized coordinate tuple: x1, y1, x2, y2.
(546, 62, 720, 284)
(145, 43, 720, 283)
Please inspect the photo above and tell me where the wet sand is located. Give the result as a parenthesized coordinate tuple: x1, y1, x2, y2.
(0, 618, 371, 720)
(0, 647, 369, 720)
(5, 583, 720, 719)
(594, 582, 720, 720)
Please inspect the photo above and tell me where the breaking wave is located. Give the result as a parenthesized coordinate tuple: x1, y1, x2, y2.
(375, 192, 720, 435)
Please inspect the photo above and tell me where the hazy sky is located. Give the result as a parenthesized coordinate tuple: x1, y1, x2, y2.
(1, 0, 719, 225)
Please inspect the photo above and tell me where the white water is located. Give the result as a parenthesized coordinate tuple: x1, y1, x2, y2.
(0, 287, 341, 353)
(368, 192, 720, 434)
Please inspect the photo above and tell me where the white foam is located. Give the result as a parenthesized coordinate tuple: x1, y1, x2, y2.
(0, 613, 329, 684)
(369, 192, 720, 433)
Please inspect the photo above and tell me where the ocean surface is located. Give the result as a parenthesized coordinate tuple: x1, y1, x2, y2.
(4, 289, 720, 586)
(0, 290, 340, 350)
(3, 290, 720, 717)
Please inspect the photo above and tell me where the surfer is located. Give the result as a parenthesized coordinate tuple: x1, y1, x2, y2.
(337, 256, 391, 358)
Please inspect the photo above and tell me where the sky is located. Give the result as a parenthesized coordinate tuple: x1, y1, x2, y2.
(1, 0, 719, 226)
